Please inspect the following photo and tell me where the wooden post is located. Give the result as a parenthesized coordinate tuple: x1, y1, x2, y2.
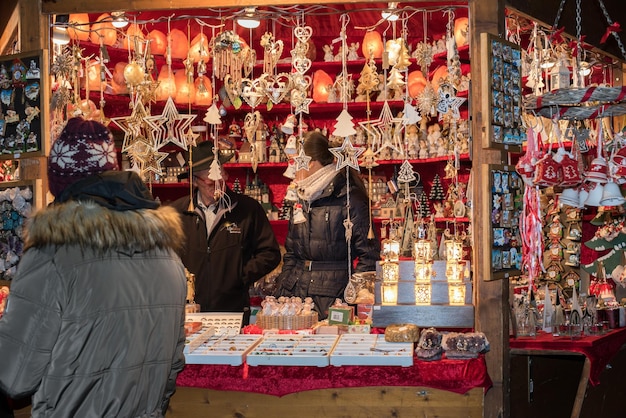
(469, 0, 509, 417)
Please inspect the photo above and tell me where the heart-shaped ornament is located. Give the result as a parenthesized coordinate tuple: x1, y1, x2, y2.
(291, 74, 312, 92)
(293, 57, 312, 74)
(240, 77, 264, 108)
(290, 89, 307, 108)
(294, 26, 313, 43)
(263, 73, 292, 104)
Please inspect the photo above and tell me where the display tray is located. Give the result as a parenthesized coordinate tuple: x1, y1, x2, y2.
(330, 334, 414, 367)
(246, 334, 339, 367)
(184, 334, 263, 366)
(184, 325, 216, 355)
(185, 312, 244, 334)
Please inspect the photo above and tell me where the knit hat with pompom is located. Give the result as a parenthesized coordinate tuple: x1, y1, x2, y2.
(48, 117, 119, 197)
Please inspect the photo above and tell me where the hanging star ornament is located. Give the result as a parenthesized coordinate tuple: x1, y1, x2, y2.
(293, 146, 312, 171)
(437, 82, 466, 120)
(145, 96, 196, 150)
(112, 101, 154, 153)
(330, 137, 364, 171)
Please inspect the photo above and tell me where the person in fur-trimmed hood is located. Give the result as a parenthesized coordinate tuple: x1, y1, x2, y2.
(0, 117, 188, 418)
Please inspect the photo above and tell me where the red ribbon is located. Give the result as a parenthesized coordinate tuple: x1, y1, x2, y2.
(568, 36, 586, 57)
(550, 27, 565, 44)
(601, 22, 621, 44)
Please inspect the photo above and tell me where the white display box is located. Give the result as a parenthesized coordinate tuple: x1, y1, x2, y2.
(246, 334, 339, 367)
(185, 312, 244, 335)
(330, 334, 414, 367)
(185, 334, 263, 366)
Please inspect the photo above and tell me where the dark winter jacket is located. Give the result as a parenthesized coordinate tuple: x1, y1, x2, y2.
(0, 171, 188, 418)
(171, 187, 281, 323)
(275, 170, 380, 319)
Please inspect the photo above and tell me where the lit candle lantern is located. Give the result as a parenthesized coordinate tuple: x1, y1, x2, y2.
(445, 262, 464, 283)
(414, 283, 431, 305)
(382, 281, 398, 305)
(413, 240, 432, 263)
(414, 262, 432, 282)
(448, 283, 466, 305)
(445, 240, 463, 263)
(381, 261, 400, 283)
(382, 236, 400, 263)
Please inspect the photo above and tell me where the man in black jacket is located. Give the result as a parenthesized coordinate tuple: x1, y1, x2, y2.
(171, 141, 281, 324)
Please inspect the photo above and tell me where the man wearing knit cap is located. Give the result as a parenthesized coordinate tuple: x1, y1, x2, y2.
(0, 117, 188, 417)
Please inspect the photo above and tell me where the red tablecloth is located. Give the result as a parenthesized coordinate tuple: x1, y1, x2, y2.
(509, 327, 626, 386)
(176, 355, 492, 397)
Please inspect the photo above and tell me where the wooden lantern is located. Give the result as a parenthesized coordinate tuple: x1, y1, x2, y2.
(194, 75, 213, 106)
(168, 29, 189, 60)
(312, 69, 333, 103)
(454, 17, 469, 47)
(67, 13, 90, 42)
(174, 70, 195, 105)
(408, 70, 427, 98)
(189, 33, 210, 63)
(156, 65, 176, 101)
(122, 23, 145, 52)
(361, 31, 384, 59)
(147, 30, 167, 56)
(90, 13, 117, 46)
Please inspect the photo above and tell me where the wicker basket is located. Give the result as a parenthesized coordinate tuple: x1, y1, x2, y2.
(256, 311, 319, 330)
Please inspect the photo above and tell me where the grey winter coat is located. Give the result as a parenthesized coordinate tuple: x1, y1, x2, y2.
(0, 171, 188, 418)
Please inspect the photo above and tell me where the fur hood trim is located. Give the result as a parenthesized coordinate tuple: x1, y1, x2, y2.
(24, 200, 185, 253)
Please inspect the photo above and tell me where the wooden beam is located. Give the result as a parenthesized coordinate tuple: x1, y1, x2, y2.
(41, 0, 457, 15)
(0, 5, 19, 55)
(20, 0, 47, 51)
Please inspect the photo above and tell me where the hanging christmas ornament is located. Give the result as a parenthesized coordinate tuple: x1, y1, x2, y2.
(145, 96, 196, 149)
(329, 137, 364, 171)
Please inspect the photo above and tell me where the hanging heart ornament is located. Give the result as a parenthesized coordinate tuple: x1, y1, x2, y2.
(294, 26, 313, 43)
(240, 77, 265, 108)
(262, 73, 292, 104)
(293, 57, 312, 75)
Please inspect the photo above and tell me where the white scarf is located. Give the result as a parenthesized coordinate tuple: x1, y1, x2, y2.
(296, 164, 337, 204)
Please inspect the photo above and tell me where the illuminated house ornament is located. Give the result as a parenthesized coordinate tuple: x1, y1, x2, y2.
(237, 7, 261, 29)
(445, 239, 463, 263)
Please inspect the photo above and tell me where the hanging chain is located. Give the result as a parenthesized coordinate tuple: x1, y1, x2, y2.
(552, 0, 568, 30)
(597, 0, 626, 60)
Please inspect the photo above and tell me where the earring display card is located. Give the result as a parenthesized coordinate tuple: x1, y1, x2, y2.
(480, 33, 525, 151)
(488, 165, 523, 280)
(0, 50, 47, 158)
